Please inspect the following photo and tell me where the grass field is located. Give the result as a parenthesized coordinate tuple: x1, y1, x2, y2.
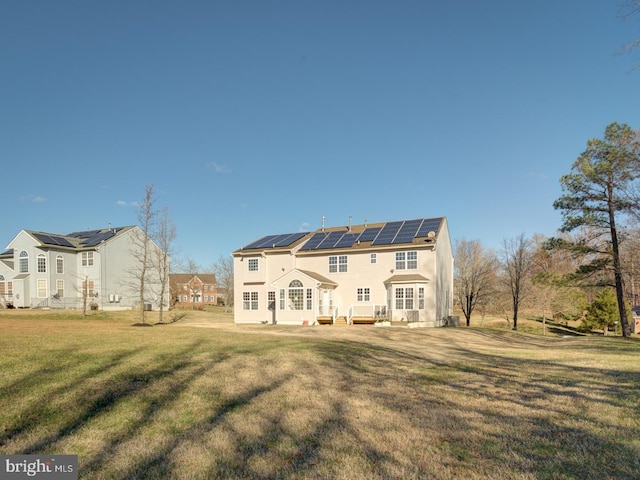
(1, 308, 639, 479)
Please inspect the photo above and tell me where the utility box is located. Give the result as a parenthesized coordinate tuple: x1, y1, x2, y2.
(447, 316, 460, 327)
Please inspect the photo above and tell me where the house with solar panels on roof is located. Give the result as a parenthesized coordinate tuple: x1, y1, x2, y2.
(232, 216, 453, 327)
(0, 226, 168, 310)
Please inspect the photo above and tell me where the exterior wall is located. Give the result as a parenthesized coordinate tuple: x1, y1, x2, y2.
(234, 252, 296, 324)
(434, 219, 454, 324)
(7, 232, 39, 308)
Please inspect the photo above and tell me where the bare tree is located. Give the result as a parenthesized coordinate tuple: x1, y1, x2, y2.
(210, 255, 234, 313)
(454, 238, 498, 327)
(500, 234, 535, 330)
(130, 183, 157, 323)
(151, 206, 176, 323)
(619, 1, 640, 71)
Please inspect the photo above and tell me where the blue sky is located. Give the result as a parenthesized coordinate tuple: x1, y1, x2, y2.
(2, 1, 639, 268)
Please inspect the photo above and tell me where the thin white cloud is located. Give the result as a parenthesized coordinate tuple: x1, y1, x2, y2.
(206, 161, 232, 174)
(21, 194, 47, 203)
(527, 171, 548, 180)
(116, 200, 138, 207)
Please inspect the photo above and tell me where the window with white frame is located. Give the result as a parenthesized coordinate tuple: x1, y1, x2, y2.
(19, 251, 28, 273)
(0, 275, 4, 296)
(268, 291, 276, 310)
(396, 251, 418, 270)
(82, 251, 94, 267)
(82, 280, 95, 297)
(370, 253, 377, 264)
(329, 255, 348, 273)
(395, 287, 414, 309)
(243, 291, 258, 310)
(357, 287, 371, 302)
(418, 287, 425, 309)
(7, 282, 12, 295)
(37, 279, 47, 298)
(279, 289, 285, 310)
(56, 280, 64, 298)
(37, 253, 46, 273)
(288, 280, 304, 310)
(306, 288, 312, 310)
(56, 255, 64, 274)
(248, 258, 259, 272)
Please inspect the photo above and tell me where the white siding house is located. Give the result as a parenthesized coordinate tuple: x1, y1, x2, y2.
(0, 226, 168, 311)
(233, 217, 454, 327)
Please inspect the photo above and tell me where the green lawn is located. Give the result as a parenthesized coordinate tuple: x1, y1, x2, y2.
(1, 310, 639, 479)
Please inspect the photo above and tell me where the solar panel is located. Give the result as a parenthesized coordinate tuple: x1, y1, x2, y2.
(372, 221, 403, 245)
(83, 231, 116, 247)
(334, 233, 357, 248)
(416, 217, 442, 238)
(243, 232, 309, 250)
(33, 233, 75, 248)
(243, 235, 279, 250)
(391, 219, 423, 244)
(316, 231, 344, 249)
(299, 233, 326, 251)
(356, 227, 381, 243)
(273, 232, 308, 247)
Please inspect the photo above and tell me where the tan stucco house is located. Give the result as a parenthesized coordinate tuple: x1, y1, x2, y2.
(232, 217, 454, 326)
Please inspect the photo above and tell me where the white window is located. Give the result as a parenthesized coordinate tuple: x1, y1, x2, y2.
(370, 253, 377, 264)
(395, 287, 414, 309)
(288, 280, 304, 310)
(268, 291, 276, 310)
(279, 289, 285, 310)
(396, 251, 418, 270)
(248, 258, 259, 272)
(19, 251, 29, 273)
(82, 251, 94, 267)
(56, 280, 64, 298)
(56, 255, 64, 274)
(418, 287, 425, 309)
(243, 291, 258, 310)
(357, 287, 371, 302)
(329, 255, 348, 273)
(37, 253, 46, 273)
(0, 275, 5, 296)
(82, 280, 95, 297)
(306, 288, 312, 310)
(37, 279, 47, 298)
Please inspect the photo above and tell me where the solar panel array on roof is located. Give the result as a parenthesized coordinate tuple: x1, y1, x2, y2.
(243, 232, 308, 250)
(274, 218, 443, 251)
(371, 221, 404, 245)
(416, 217, 442, 238)
(32, 233, 75, 248)
(370, 218, 443, 245)
(298, 233, 326, 251)
(355, 227, 381, 243)
(82, 230, 116, 247)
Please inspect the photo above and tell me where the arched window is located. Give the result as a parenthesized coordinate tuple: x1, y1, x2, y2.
(19, 251, 29, 273)
(56, 255, 64, 274)
(37, 253, 46, 273)
(0, 275, 5, 296)
(288, 280, 304, 310)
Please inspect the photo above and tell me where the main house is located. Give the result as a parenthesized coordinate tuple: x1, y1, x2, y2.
(0, 226, 168, 310)
(233, 217, 453, 326)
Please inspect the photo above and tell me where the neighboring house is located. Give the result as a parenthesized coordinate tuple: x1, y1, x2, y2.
(232, 217, 454, 327)
(170, 273, 217, 307)
(0, 226, 168, 310)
